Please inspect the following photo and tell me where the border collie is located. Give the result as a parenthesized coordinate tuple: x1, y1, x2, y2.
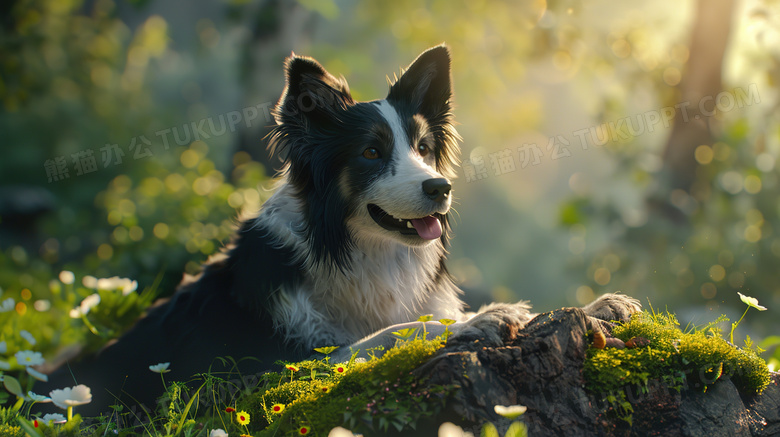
(47, 45, 640, 414)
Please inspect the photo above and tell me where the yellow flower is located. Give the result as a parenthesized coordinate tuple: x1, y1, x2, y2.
(313, 346, 339, 354)
(286, 364, 300, 372)
(271, 403, 285, 414)
(236, 410, 250, 425)
(298, 425, 311, 435)
(321, 386, 330, 393)
(334, 364, 347, 374)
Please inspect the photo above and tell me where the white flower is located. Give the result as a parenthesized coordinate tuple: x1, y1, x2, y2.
(738, 292, 767, 311)
(58, 271, 75, 285)
(494, 404, 528, 420)
(20, 330, 36, 346)
(15, 350, 44, 367)
(82, 275, 98, 288)
(27, 367, 49, 382)
(40, 413, 67, 424)
(27, 391, 52, 403)
(437, 422, 470, 437)
(209, 429, 229, 437)
(0, 340, 6, 354)
(0, 298, 15, 312)
(49, 385, 92, 409)
(149, 362, 171, 373)
(70, 294, 101, 318)
(0, 360, 10, 370)
(96, 276, 138, 295)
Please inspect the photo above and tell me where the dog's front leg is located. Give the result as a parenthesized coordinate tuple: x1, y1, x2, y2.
(332, 301, 535, 362)
(331, 321, 452, 362)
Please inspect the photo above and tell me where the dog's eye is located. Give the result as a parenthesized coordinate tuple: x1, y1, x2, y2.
(418, 143, 430, 157)
(363, 147, 381, 160)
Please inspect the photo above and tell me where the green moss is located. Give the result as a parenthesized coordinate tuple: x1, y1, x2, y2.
(245, 337, 454, 436)
(584, 310, 772, 424)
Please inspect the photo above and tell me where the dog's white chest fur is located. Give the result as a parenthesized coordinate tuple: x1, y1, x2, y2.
(256, 185, 463, 350)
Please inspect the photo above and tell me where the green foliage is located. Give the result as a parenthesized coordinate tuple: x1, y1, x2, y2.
(249, 337, 453, 436)
(87, 143, 268, 288)
(584, 309, 772, 424)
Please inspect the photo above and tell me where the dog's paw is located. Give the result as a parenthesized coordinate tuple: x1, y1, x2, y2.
(582, 293, 641, 323)
(448, 302, 534, 349)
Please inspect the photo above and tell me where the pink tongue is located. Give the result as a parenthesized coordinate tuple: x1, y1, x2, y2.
(410, 216, 442, 240)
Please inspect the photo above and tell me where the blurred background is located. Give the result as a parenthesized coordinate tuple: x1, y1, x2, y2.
(1, 0, 779, 361)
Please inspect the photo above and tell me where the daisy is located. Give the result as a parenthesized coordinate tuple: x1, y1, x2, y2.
(0, 298, 15, 313)
(271, 403, 285, 414)
(82, 276, 98, 288)
(298, 425, 310, 435)
(15, 350, 44, 367)
(236, 411, 250, 426)
(58, 271, 75, 285)
(149, 362, 171, 373)
(27, 391, 52, 403)
(49, 385, 92, 409)
(40, 413, 67, 424)
(49, 384, 92, 420)
(738, 292, 767, 311)
(96, 276, 138, 295)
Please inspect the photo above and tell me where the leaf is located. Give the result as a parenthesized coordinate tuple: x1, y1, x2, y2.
(759, 335, 780, 350)
(314, 346, 339, 354)
(417, 314, 434, 323)
(505, 421, 528, 437)
(391, 328, 417, 339)
(439, 318, 456, 326)
(16, 416, 44, 437)
(173, 384, 204, 437)
(481, 422, 499, 437)
(3, 375, 23, 397)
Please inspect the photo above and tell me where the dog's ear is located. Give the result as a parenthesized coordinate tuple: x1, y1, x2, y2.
(388, 45, 452, 119)
(274, 54, 354, 127)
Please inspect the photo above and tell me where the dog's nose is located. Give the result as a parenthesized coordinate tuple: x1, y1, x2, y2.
(422, 178, 452, 203)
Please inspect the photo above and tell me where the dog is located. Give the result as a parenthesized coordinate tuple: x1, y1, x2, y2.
(44, 45, 640, 415)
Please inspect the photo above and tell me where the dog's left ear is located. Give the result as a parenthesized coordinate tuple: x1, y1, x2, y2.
(388, 45, 452, 119)
(274, 54, 355, 128)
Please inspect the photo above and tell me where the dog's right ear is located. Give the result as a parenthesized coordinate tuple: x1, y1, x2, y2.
(273, 54, 354, 128)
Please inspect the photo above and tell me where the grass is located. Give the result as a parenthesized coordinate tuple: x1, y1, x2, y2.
(0, 269, 774, 435)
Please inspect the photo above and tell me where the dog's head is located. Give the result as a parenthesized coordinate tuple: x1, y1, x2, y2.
(269, 45, 460, 269)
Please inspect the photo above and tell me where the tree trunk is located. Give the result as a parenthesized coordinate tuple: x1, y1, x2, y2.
(661, 0, 736, 194)
(417, 308, 780, 436)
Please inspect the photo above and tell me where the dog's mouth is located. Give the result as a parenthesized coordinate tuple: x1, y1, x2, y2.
(367, 204, 444, 240)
